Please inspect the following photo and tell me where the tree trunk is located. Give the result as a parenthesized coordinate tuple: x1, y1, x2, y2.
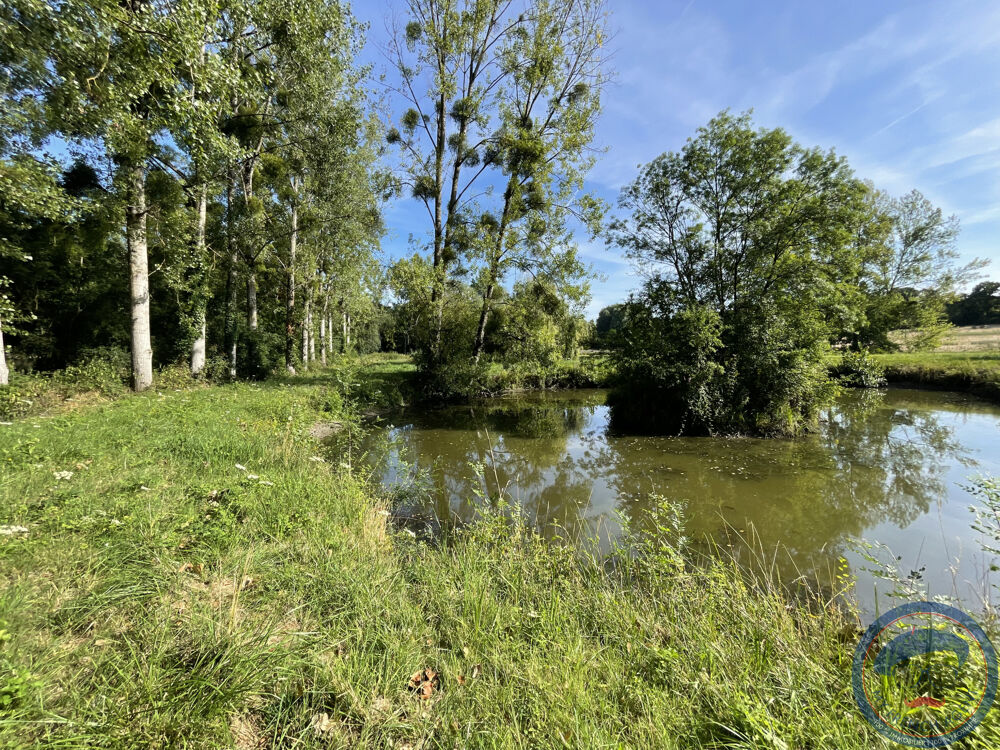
(341, 305, 348, 354)
(190, 184, 208, 376)
(223, 171, 238, 378)
(472, 282, 495, 362)
(285, 197, 297, 373)
(190, 315, 206, 376)
(430, 89, 447, 356)
(0, 312, 9, 386)
(246, 272, 258, 330)
(126, 159, 153, 392)
(472, 188, 512, 362)
(302, 290, 310, 369)
(308, 297, 316, 363)
(320, 295, 328, 366)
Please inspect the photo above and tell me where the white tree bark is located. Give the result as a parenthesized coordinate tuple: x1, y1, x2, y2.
(127, 160, 153, 392)
(190, 184, 208, 376)
(285, 197, 297, 374)
(308, 294, 316, 363)
(302, 291, 310, 369)
(326, 312, 332, 360)
(246, 272, 258, 330)
(0, 312, 9, 386)
(319, 294, 328, 366)
(190, 316, 206, 376)
(224, 170, 238, 379)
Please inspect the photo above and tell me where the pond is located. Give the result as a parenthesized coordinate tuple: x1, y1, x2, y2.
(344, 388, 1000, 615)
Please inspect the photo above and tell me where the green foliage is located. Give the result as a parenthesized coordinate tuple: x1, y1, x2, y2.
(860, 287, 953, 352)
(969, 476, 1000, 572)
(58, 347, 133, 395)
(1, 0, 386, 388)
(834, 349, 887, 388)
(948, 281, 1000, 326)
(591, 303, 626, 347)
(237, 330, 283, 381)
(607, 112, 857, 435)
(387, 0, 609, 382)
(0, 665, 42, 710)
(855, 189, 982, 350)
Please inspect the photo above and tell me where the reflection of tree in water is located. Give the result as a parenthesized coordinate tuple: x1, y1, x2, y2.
(359, 389, 982, 589)
(361, 395, 606, 539)
(819, 389, 969, 527)
(589, 389, 976, 585)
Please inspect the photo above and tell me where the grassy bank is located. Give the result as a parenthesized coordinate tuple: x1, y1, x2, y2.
(0, 364, 995, 747)
(871, 352, 1000, 403)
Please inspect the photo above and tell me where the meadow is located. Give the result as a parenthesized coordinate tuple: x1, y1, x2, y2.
(2, 357, 974, 748)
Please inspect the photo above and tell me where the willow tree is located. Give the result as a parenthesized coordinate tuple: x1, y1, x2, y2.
(855, 189, 984, 350)
(607, 111, 883, 436)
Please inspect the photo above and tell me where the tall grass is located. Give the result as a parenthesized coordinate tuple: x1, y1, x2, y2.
(0, 366, 996, 747)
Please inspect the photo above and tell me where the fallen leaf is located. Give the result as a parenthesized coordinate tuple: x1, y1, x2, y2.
(310, 712, 335, 737)
(407, 667, 440, 699)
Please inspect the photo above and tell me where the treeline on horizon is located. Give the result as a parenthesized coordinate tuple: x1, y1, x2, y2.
(0, 0, 994, 435)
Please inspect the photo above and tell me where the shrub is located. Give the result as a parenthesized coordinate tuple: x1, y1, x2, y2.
(0, 374, 48, 420)
(237, 330, 283, 381)
(415, 352, 490, 400)
(55, 346, 131, 395)
(201, 355, 233, 383)
(834, 349, 886, 388)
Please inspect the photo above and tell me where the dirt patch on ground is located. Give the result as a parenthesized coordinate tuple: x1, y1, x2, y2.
(230, 713, 266, 750)
(308, 421, 344, 439)
(168, 565, 257, 621)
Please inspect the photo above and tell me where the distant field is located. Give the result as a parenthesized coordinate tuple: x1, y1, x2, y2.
(892, 324, 1000, 352)
(939, 324, 1000, 351)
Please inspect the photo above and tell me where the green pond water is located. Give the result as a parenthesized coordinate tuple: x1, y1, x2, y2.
(349, 388, 1000, 614)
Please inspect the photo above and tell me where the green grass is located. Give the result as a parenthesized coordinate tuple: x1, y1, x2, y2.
(0, 362, 995, 747)
(871, 351, 1000, 403)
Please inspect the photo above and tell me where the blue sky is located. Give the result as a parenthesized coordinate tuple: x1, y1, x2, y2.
(359, 0, 1000, 318)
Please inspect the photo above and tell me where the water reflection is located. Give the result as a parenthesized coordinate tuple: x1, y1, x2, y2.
(350, 388, 1000, 611)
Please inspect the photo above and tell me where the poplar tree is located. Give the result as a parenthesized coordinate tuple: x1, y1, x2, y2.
(54, 0, 213, 390)
(387, 0, 609, 364)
